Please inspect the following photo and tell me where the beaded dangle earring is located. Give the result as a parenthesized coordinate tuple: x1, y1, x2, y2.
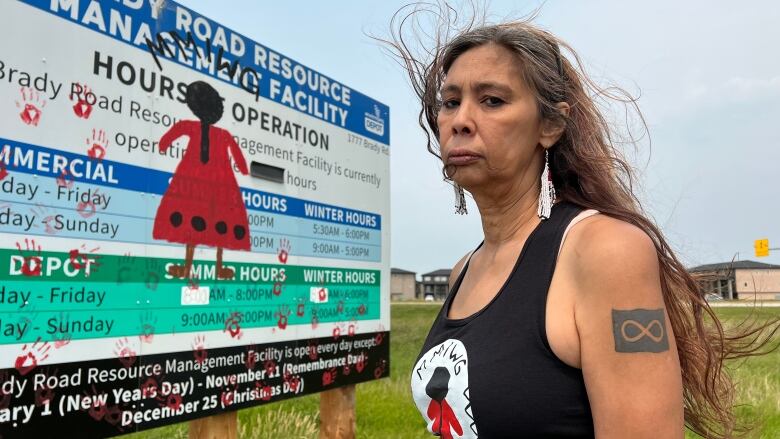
(537, 149, 555, 220)
(454, 183, 467, 215)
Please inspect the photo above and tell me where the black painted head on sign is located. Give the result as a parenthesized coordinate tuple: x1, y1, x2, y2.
(186, 81, 223, 125)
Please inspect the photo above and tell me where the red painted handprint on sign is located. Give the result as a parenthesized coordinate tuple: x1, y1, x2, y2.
(272, 278, 284, 296)
(332, 325, 342, 341)
(15, 337, 50, 376)
(69, 244, 101, 275)
(356, 353, 367, 373)
(374, 358, 388, 379)
(30, 204, 60, 235)
(224, 311, 243, 339)
(83, 385, 108, 421)
(322, 368, 338, 386)
(15, 238, 42, 277)
(86, 128, 109, 161)
(283, 371, 301, 393)
(192, 335, 207, 364)
(16, 87, 46, 126)
(76, 189, 101, 218)
(264, 360, 277, 378)
(52, 312, 73, 348)
(140, 376, 159, 398)
(221, 383, 238, 407)
(275, 305, 291, 330)
(113, 337, 137, 368)
(34, 368, 58, 407)
(56, 169, 74, 189)
(244, 345, 258, 370)
(70, 83, 94, 119)
(277, 238, 291, 263)
(256, 381, 273, 401)
(138, 312, 158, 343)
(160, 393, 183, 411)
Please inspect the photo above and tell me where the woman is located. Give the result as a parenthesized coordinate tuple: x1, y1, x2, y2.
(153, 81, 250, 280)
(386, 10, 778, 439)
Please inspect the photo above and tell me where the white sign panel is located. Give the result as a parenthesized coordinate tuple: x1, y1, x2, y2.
(0, 0, 390, 435)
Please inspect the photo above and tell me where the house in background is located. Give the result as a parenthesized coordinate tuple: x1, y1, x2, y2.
(420, 269, 452, 301)
(390, 268, 417, 301)
(689, 260, 780, 301)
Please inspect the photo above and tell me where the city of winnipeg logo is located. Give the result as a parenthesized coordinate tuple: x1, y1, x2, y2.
(364, 104, 385, 136)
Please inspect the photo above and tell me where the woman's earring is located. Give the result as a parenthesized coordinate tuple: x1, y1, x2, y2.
(537, 149, 556, 220)
(454, 183, 467, 215)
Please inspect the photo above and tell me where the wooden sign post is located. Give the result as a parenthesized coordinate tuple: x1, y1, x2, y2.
(187, 385, 357, 439)
(190, 412, 238, 439)
(319, 385, 357, 439)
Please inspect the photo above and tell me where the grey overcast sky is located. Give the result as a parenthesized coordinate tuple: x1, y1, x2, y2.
(179, 0, 780, 275)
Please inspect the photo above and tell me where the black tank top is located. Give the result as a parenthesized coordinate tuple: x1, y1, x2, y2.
(410, 201, 595, 438)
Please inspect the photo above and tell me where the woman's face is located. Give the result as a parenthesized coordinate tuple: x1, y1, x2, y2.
(437, 43, 544, 191)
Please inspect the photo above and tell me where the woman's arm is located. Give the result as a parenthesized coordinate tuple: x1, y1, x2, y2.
(158, 121, 188, 154)
(226, 133, 248, 175)
(571, 216, 684, 438)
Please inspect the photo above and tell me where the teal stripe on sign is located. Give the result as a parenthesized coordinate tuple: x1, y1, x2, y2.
(0, 281, 379, 312)
(0, 300, 380, 344)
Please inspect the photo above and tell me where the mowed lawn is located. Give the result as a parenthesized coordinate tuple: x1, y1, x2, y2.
(130, 304, 780, 439)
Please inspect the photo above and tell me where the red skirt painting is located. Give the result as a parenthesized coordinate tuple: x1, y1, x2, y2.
(152, 81, 249, 279)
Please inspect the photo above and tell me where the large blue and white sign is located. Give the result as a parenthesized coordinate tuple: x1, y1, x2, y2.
(0, 0, 390, 435)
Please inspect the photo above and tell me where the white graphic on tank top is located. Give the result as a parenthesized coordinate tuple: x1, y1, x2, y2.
(411, 339, 477, 438)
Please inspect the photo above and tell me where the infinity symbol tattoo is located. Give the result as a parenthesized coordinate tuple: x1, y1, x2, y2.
(621, 319, 664, 342)
(612, 308, 669, 353)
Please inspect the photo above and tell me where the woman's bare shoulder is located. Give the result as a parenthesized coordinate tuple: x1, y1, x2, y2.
(563, 213, 658, 286)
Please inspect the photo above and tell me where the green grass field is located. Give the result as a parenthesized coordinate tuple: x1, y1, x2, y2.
(129, 304, 779, 439)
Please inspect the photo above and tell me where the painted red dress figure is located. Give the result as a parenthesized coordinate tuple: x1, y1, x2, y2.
(426, 367, 463, 439)
(427, 398, 463, 439)
(153, 81, 249, 280)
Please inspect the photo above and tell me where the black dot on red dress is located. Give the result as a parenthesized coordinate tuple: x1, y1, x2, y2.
(191, 216, 206, 232)
(234, 225, 246, 240)
(216, 221, 227, 235)
(170, 212, 183, 227)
